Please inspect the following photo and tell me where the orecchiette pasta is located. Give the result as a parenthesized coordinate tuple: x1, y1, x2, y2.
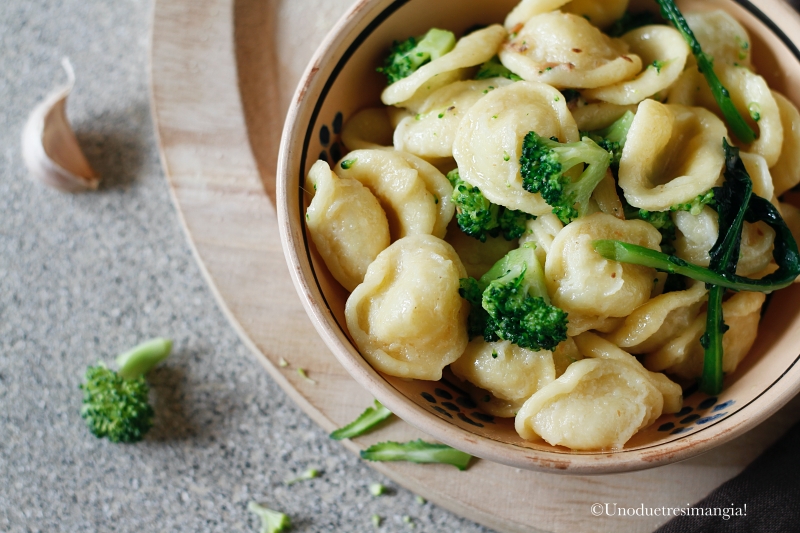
(603, 282, 708, 354)
(644, 291, 766, 379)
(453, 81, 579, 215)
(341, 107, 394, 150)
(519, 213, 564, 267)
(305, 160, 390, 292)
(581, 25, 689, 105)
(545, 213, 662, 317)
(504, 0, 570, 30)
(515, 358, 663, 450)
(683, 10, 752, 68)
(335, 149, 452, 240)
(770, 92, 800, 195)
(393, 78, 514, 159)
(445, 221, 518, 279)
(618, 100, 726, 211)
(499, 11, 642, 89)
(562, 0, 629, 30)
(381, 25, 507, 109)
(450, 338, 556, 404)
(345, 234, 469, 380)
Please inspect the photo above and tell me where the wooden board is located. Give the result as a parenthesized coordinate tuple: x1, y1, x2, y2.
(149, 1, 800, 531)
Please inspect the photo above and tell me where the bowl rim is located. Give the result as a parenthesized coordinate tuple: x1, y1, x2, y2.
(277, 0, 800, 474)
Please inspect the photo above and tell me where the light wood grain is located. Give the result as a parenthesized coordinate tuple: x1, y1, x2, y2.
(150, 0, 800, 531)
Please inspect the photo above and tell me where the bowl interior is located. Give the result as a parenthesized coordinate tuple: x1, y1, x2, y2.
(279, 0, 800, 473)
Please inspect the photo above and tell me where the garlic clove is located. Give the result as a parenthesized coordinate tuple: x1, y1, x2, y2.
(21, 58, 100, 192)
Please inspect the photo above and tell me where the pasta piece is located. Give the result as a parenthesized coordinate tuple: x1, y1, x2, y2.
(454, 377, 526, 418)
(452, 81, 579, 215)
(391, 151, 456, 239)
(667, 65, 782, 167)
(644, 292, 766, 379)
(345, 234, 469, 380)
(673, 207, 776, 276)
(450, 338, 556, 404)
(571, 102, 637, 132)
(504, 0, 570, 30)
(498, 12, 642, 89)
(604, 282, 708, 354)
(445, 221, 518, 279)
(563, 0, 629, 30)
(618, 100, 726, 211)
(592, 170, 625, 220)
(519, 213, 564, 266)
(552, 337, 583, 377)
(740, 152, 774, 202)
(770, 92, 800, 195)
(393, 78, 514, 159)
(515, 358, 663, 450)
(305, 160, 390, 292)
(381, 25, 507, 109)
(565, 314, 624, 337)
(335, 149, 452, 239)
(573, 331, 683, 414)
(341, 107, 394, 150)
(684, 10, 752, 68)
(582, 26, 689, 105)
(545, 212, 662, 317)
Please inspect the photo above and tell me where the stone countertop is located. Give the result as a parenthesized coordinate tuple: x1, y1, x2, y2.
(0, 1, 491, 531)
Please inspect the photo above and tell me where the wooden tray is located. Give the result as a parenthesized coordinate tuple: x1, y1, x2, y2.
(149, 1, 800, 531)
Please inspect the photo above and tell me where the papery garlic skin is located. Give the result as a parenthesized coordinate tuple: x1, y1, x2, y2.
(21, 58, 99, 192)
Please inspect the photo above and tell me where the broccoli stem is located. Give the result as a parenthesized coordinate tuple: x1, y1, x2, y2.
(330, 399, 393, 440)
(115, 337, 173, 379)
(700, 285, 726, 395)
(655, 0, 756, 144)
(360, 439, 472, 470)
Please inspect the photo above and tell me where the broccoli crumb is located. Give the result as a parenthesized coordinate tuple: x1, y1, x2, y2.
(372, 515, 382, 527)
(340, 158, 357, 170)
(297, 367, 316, 384)
(369, 483, 387, 496)
(247, 501, 290, 533)
(285, 468, 319, 485)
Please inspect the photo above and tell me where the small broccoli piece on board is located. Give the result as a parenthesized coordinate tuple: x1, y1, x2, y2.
(80, 337, 172, 443)
(376, 28, 456, 84)
(247, 502, 291, 533)
(519, 132, 611, 224)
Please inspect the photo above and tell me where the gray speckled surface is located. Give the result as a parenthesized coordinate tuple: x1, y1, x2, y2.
(0, 1, 493, 531)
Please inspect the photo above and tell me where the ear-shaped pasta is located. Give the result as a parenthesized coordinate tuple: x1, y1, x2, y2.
(450, 338, 556, 404)
(519, 213, 564, 266)
(582, 26, 689, 105)
(592, 171, 625, 219)
(618, 100, 726, 211)
(393, 78, 514, 159)
(770, 92, 800, 195)
(668, 65, 783, 167)
(504, 0, 570, 30)
(684, 10, 752, 68)
(381, 25, 507, 109)
(305, 160, 390, 292)
(566, 314, 625, 337)
(545, 212, 662, 317)
(740, 153, 774, 201)
(452, 81, 579, 215)
(673, 206, 776, 277)
(571, 102, 637, 132)
(445, 221, 518, 279)
(341, 108, 395, 150)
(453, 377, 526, 418)
(515, 358, 663, 449)
(335, 149, 453, 240)
(345, 234, 469, 380)
(563, 0, 629, 30)
(604, 282, 707, 354)
(498, 12, 642, 89)
(552, 337, 582, 377)
(644, 291, 765, 379)
(573, 331, 683, 414)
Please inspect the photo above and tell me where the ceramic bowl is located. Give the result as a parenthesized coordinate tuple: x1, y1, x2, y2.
(277, 0, 800, 474)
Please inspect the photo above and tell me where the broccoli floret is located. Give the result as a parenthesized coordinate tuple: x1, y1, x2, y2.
(475, 56, 521, 81)
(461, 244, 568, 351)
(80, 338, 172, 443)
(519, 132, 612, 224)
(376, 28, 456, 84)
(583, 110, 635, 167)
(447, 169, 530, 242)
(670, 190, 716, 215)
(247, 502, 291, 533)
